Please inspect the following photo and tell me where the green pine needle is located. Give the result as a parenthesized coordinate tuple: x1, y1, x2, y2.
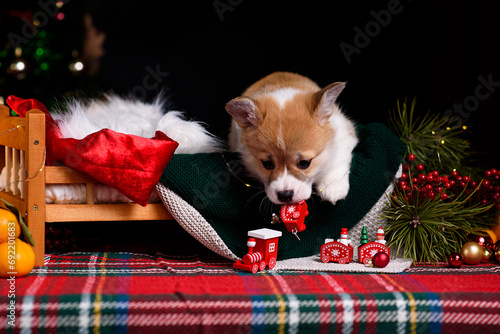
(388, 98, 472, 174)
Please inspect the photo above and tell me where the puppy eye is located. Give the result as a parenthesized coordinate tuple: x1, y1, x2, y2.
(297, 159, 312, 169)
(261, 160, 275, 170)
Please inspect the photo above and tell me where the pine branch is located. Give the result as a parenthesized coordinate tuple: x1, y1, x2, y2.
(388, 98, 473, 174)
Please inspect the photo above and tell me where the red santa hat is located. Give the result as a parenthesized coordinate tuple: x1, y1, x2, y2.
(377, 226, 385, 236)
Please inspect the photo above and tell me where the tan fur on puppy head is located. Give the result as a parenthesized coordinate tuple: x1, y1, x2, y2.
(240, 93, 334, 184)
(226, 72, 356, 205)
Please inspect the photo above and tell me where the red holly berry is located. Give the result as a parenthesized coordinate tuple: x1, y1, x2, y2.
(416, 164, 424, 171)
(451, 171, 459, 178)
(441, 193, 448, 200)
(408, 154, 416, 162)
(485, 170, 492, 178)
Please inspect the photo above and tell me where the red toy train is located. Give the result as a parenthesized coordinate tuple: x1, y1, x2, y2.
(320, 226, 391, 265)
(233, 228, 283, 274)
(320, 228, 354, 264)
(358, 242, 390, 265)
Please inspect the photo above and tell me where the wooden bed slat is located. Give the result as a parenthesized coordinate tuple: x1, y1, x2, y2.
(5, 146, 12, 193)
(20, 150, 25, 198)
(12, 148, 20, 196)
(46, 203, 173, 222)
(45, 165, 98, 184)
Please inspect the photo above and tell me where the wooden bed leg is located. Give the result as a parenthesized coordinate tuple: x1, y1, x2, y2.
(25, 110, 46, 266)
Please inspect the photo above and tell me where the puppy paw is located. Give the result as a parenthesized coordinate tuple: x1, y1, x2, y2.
(316, 176, 350, 205)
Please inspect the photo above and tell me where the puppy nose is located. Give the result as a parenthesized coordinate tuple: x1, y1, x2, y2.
(277, 190, 294, 203)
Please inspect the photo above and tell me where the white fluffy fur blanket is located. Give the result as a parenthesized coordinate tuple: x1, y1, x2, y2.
(52, 94, 222, 153)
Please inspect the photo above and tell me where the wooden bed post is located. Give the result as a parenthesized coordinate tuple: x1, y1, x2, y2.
(25, 110, 46, 266)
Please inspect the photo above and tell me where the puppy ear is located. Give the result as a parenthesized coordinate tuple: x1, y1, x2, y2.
(313, 82, 346, 124)
(225, 97, 260, 129)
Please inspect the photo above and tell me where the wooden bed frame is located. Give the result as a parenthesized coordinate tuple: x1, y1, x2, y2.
(0, 104, 173, 265)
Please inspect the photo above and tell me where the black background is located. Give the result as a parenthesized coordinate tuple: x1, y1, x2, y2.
(3, 0, 500, 167)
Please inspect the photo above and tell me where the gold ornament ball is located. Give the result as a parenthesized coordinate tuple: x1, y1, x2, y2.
(460, 241, 484, 265)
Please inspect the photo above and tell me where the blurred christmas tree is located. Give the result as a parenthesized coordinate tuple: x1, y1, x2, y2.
(0, 1, 104, 108)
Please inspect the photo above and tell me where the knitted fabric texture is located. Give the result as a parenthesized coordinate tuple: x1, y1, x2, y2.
(156, 182, 412, 272)
(159, 123, 406, 260)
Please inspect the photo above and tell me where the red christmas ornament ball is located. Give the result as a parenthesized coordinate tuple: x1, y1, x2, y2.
(467, 233, 494, 249)
(372, 252, 390, 268)
(494, 241, 500, 262)
(447, 252, 463, 268)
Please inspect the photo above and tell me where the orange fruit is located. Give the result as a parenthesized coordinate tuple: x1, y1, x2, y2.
(491, 218, 500, 242)
(0, 208, 21, 244)
(0, 238, 36, 278)
(484, 228, 498, 244)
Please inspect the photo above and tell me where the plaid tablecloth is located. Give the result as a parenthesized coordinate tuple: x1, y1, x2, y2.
(1, 251, 499, 333)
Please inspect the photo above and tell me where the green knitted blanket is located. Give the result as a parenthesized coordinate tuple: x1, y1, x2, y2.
(159, 123, 405, 260)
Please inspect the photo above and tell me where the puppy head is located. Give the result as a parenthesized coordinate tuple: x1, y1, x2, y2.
(226, 82, 346, 204)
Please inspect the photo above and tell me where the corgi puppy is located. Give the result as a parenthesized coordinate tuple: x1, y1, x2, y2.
(226, 72, 358, 205)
